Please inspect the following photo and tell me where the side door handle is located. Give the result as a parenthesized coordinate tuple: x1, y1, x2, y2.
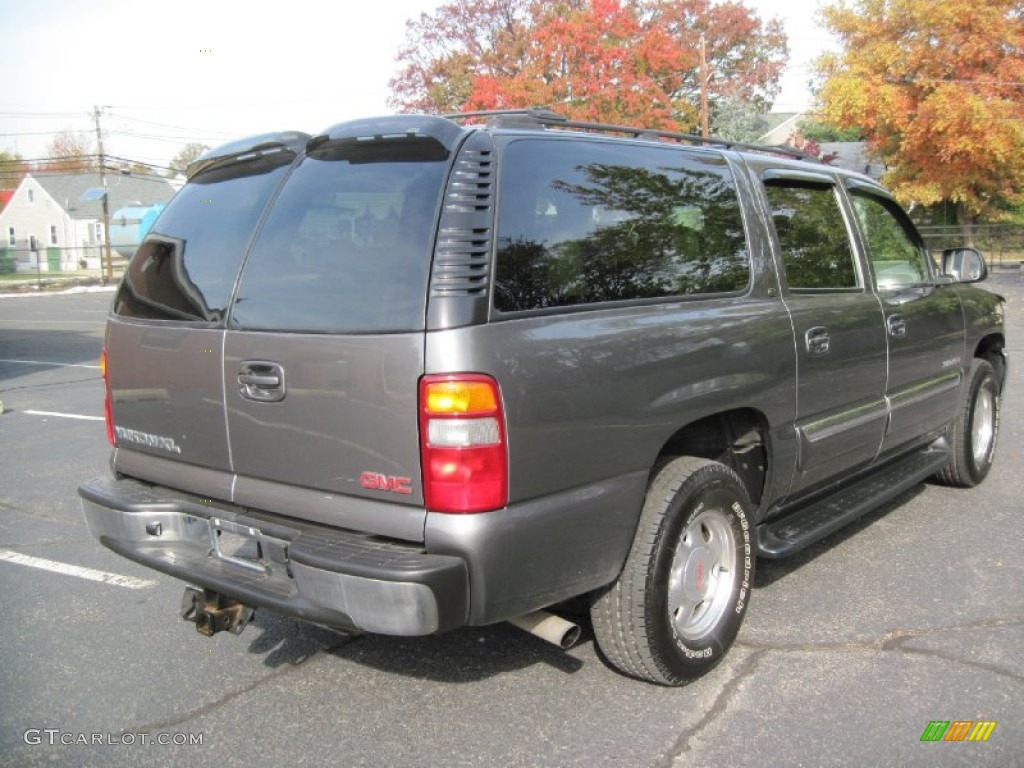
(805, 326, 830, 356)
(238, 361, 286, 402)
(887, 314, 907, 338)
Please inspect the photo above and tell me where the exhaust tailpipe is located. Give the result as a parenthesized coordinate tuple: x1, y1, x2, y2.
(508, 610, 581, 650)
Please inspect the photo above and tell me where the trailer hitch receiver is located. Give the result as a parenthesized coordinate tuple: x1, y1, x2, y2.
(181, 586, 254, 636)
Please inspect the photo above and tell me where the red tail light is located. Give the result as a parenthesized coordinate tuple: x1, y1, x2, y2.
(419, 374, 507, 513)
(100, 348, 115, 446)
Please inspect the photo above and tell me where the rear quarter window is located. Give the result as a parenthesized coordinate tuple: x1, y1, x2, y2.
(763, 180, 859, 291)
(493, 139, 749, 312)
(114, 153, 292, 323)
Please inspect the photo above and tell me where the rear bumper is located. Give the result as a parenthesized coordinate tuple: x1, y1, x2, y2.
(79, 475, 468, 635)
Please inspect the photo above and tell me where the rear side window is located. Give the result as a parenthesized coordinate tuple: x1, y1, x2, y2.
(114, 152, 292, 322)
(763, 181, 858, 290)
(230, 147, 447, 333)
(494, 139, 749, 312)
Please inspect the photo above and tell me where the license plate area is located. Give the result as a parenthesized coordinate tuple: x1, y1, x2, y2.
(209, 518, 269, 573)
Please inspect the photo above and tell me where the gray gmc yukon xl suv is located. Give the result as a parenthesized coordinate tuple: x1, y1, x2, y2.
(79, 110, 1007, 684)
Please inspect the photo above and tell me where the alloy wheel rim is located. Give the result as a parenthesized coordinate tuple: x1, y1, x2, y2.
(668, 509, 737, 642)
(971, 384, 995, 467)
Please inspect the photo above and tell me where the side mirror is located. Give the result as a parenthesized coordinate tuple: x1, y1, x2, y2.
(942, 247, 988, 283)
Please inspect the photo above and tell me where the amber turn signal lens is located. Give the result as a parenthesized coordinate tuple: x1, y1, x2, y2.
(424, 380, 498, 414)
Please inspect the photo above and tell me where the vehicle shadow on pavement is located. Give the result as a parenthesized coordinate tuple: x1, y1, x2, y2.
(754, 484, 926, 588)
(322, 622, 588, 683)
(236, 604, 588, 680)
(241, 611, 359, 668)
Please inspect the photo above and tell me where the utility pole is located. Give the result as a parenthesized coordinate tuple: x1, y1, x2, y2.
(92, 106, 114, 285)
(699, 35, 711, 138)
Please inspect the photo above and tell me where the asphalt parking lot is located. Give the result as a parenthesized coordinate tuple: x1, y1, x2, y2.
(0, 278, 1021, 767)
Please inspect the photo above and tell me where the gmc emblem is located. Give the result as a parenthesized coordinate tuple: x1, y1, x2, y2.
(360, 472, 413, 495)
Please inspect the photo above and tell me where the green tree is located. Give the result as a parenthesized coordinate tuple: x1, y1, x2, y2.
(711, 98, 769, 143)
(0, 149, 27, 191)
(167, 142, 211, 177)
(797, 119, 863, 143)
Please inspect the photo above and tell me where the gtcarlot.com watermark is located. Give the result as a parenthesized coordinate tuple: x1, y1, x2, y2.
(24, 729, 203, 747)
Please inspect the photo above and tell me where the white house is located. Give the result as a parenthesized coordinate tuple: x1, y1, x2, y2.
(0, 172, 176, 273)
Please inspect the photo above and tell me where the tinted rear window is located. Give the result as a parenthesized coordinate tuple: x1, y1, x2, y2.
(230, 150, 447, 333)
(114, 152, 292, 322)
(494, 139, 749, 312)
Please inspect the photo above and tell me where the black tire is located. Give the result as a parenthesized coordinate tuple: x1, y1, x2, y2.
(934, 359, 1001, 488)
(590, 457, 754, 685)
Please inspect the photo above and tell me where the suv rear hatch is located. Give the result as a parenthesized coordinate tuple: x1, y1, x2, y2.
(107, 120, 461, 543)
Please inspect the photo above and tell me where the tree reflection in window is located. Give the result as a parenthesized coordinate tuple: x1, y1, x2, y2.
(494, 141, 749, 312)
(763, 181, 858, 290)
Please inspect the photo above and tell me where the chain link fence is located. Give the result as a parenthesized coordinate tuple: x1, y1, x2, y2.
(918, 224, 1024, 271)
(0, 244, 130, 276)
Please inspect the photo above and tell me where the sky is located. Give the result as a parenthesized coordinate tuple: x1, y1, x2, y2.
(0, 0, 835, 171)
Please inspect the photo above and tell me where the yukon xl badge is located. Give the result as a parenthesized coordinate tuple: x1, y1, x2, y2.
(360, 472, 413, 495)
(114, 426, 183, 454)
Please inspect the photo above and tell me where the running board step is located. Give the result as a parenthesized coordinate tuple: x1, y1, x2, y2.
(755, 444, 951, 559)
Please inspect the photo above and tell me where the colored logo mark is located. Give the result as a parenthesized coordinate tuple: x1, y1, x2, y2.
(920, 720, 997, 742)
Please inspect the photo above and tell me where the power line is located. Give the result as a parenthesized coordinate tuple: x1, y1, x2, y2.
(105, 95, 344, 111)
(0, 130, 91, 137)
(0, 151, 180, 186)
(105, 154, 177, 173)
(0, 155, 99, 163)
(104, 111, 234, 138)
(0, 127, 221, 143)
(108, 129, 223, 145)
(0, 109, 89, 118)
(0, 156, 103, 169)
(819, 73, 1024, 88)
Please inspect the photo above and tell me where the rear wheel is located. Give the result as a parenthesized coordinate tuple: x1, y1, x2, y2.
(591, 457, 754, 685)
(935, 359, 1001, 487)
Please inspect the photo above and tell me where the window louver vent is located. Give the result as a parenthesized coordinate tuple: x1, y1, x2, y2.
(445, 150, 494, 213)
(431, 150, 493, 297)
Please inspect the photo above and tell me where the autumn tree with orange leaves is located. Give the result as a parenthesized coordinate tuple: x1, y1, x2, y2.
(389, 0, 787, 132)
(45, 129, 96, 173)
(816, 0, 1024, 238)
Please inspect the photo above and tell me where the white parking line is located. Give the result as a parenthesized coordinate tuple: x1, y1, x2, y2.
(24, 410, 104, 422)
(0, 359, 101, 369)
(0, 549, 155, 589)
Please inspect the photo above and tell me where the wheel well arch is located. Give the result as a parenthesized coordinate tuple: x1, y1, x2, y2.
(975, 334, 1006, 385)
(655, 408, 770, 506)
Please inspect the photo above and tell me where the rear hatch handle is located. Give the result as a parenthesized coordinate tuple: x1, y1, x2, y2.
(238, 361, 286, 402)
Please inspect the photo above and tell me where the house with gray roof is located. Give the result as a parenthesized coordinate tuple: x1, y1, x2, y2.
(820, 142, 886, 180)
(0, 172, 175, 273)
(756, 112, 807, 146)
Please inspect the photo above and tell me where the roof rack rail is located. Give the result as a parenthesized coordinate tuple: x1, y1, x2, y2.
(444, 108, 567, 123)
(443, 108, 817, 162)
